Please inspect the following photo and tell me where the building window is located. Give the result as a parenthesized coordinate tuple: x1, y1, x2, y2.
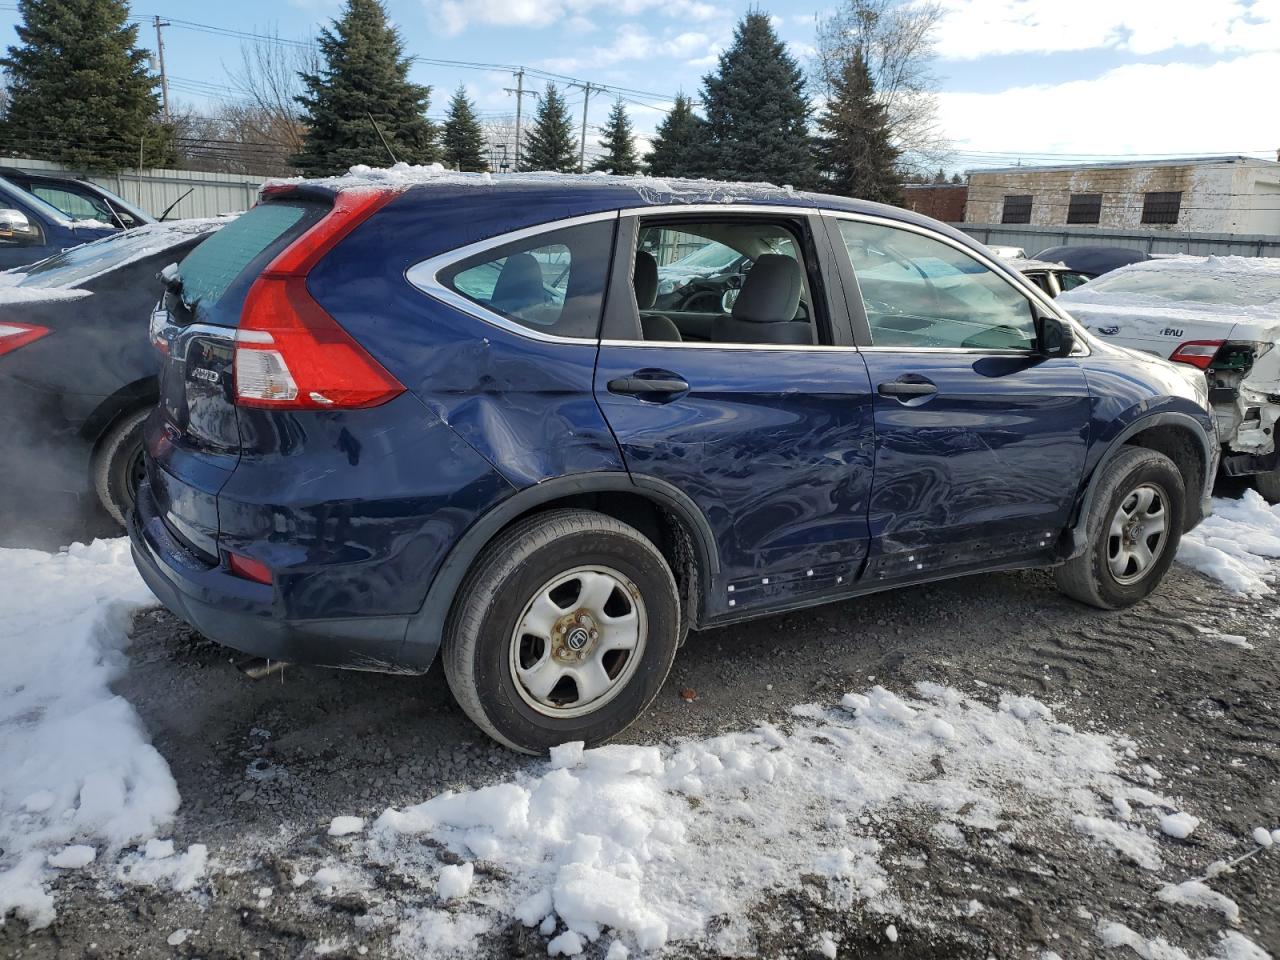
(1067, 193, 1102, 224)
(1001, 195, 1032, 224)
(1141, 191, 1182, 225)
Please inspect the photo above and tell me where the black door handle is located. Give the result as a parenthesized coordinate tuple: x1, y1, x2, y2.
(608, 374, 690, 397)
(878, 380, 938, 397)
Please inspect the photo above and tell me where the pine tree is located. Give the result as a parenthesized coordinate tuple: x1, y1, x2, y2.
(590, 99, 639, 175)
(698, 12, 816, 188)
(814, 50, 902, 205)
(932, 167, 947, 183)
(645, 93, 705, 178)
(441, 85, 487, 172)
(0, 0, 174, 172)
(294, 0, 436, 176)
(520, 83, 577, 173)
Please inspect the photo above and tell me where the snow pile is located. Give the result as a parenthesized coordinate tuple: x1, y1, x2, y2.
(1097, 921, 1269, 960)
(363, 682, 1182, 957)
(0, 539, 171, 930)
(1177, 491, 1280, 595)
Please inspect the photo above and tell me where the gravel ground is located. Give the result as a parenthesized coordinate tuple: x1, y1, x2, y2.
(2, 556, 1277, 959)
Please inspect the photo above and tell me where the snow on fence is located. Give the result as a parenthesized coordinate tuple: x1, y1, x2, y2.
(2, 156, 264, 221)
(959, 222, 1280, 260)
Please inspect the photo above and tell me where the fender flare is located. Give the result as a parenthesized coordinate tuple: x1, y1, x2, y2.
(398, 471, 719, 667)
(1067, 410, 1216, 558)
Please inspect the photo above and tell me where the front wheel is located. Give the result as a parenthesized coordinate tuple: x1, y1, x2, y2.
(443, 509, 681, 754)
(1055, 447, 1185, 609)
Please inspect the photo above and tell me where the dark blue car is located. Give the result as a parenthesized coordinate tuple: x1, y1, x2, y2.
(131, 174, 1217, 753)
(0, 176, 119, 269)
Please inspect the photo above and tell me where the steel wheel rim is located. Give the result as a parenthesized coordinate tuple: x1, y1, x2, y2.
(508, 564, 647, 719)
(1107, 481, 1169, 585)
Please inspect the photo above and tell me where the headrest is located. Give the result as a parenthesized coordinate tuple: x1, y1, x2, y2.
(731, 254, 803, 324)
(490, 252, 544, 312)
(633, 251, 658, 309)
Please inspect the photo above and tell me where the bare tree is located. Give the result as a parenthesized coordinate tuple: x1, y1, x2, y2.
(228, 32, 314, 161)
(814, 0, 951, 178)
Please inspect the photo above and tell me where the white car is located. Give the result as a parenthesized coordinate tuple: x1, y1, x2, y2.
(1059, 255, 1280, 498)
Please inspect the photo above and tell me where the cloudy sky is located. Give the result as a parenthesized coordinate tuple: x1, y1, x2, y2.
(0, 0, 1276, 170)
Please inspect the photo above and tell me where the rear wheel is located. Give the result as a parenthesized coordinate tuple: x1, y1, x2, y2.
(443, 509, 681, 754)
(92, 407, 150, 528)
(1252, 469, 1280, 504)
(1055, 447, 1184, 609)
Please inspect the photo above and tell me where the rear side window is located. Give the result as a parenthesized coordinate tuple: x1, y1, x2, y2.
(177, 202, 312, 312)
(438, 220, 614, 339)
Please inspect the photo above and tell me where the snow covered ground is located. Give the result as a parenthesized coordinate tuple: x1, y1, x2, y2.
(1178, 489, 1280, 595)
(1, 498, 1277, 954)
(0, 540, 189, 930)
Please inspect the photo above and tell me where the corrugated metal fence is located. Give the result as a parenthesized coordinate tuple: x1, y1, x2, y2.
(958, 223, 1280, 259)
(4, 156, 265, 220)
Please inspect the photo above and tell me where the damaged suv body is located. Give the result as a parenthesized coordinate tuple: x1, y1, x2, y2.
(1060, 256, 1280, 498)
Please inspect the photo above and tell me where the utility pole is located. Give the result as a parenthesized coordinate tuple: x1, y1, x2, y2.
(153, 16, 171, 120)
(569, 81, 595, 173)
(503, 68, 537, 170)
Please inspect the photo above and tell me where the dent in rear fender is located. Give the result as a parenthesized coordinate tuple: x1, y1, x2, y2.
(218, 392, 514, 620)
(304, 199, 628, 487)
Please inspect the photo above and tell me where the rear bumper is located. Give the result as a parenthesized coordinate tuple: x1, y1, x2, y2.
(130, 480, 437, 673)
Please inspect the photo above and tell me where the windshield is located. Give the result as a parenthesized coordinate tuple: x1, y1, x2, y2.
(18, 222, 221, 289)
(666, 241, 740, 273)
(1085, 268, 1280, 307)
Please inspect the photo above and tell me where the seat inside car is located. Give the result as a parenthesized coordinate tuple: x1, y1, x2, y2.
(711, 253, 812, 345)
(632, 251, 682, 342)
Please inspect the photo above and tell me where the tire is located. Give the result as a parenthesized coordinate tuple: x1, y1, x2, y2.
(1054, 446, 1185, 609)
(443, 509, 682, 754)
(91, 407, 151, 528)
(1252, 469, 1280, 504)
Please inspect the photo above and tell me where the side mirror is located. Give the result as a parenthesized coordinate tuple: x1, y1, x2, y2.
(1037, 313, 1075, 358)
(0, 208, 40, 245)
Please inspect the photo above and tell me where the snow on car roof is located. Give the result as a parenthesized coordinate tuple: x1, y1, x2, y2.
(1058, 254, 1280, 322)
(1008, 258, 1068, 272)
(265, 161, 814, 208)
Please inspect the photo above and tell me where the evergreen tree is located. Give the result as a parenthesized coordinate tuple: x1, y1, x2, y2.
(590, 99, 639, 175)
(814, 50, 902, 205)
(294, 0, 436, 175)
(950, 172, 964, 184)
(0, 0, 174, 172)
(441, 85, 487, 172)
(698, 12, 816, 188)
(932, 167, 947, 183)
(645, 93, 705, 178)
(520, 83, 577, 173)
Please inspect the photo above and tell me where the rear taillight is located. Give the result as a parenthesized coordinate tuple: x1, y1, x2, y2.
(234, 190, 404, 410)
(1169, 340, 1223, 370)
(0, 322, 49, 358)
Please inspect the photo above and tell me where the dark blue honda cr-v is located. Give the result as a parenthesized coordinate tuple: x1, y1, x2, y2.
(131, 171, 1217, 753)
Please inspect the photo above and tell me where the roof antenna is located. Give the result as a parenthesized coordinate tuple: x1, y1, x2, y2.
(367, 112, 399, 165)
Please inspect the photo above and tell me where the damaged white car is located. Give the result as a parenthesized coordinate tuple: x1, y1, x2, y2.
(1059, 255, 1280, 499)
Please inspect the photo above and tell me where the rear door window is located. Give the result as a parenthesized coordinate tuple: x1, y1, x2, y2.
(437, 220, 615, 339)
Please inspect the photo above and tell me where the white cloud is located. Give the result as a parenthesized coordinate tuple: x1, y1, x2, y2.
(935, 0, 1280, 59)
(423, 0, 725, 37)
(539, 25, 714, 72)
(938, 51, 1280, 159)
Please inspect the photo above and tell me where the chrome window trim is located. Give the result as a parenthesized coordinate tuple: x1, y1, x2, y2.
(820, 209, 1091, 358)
(405, 201, 1089, 357)
(405, 211, 619, 347)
